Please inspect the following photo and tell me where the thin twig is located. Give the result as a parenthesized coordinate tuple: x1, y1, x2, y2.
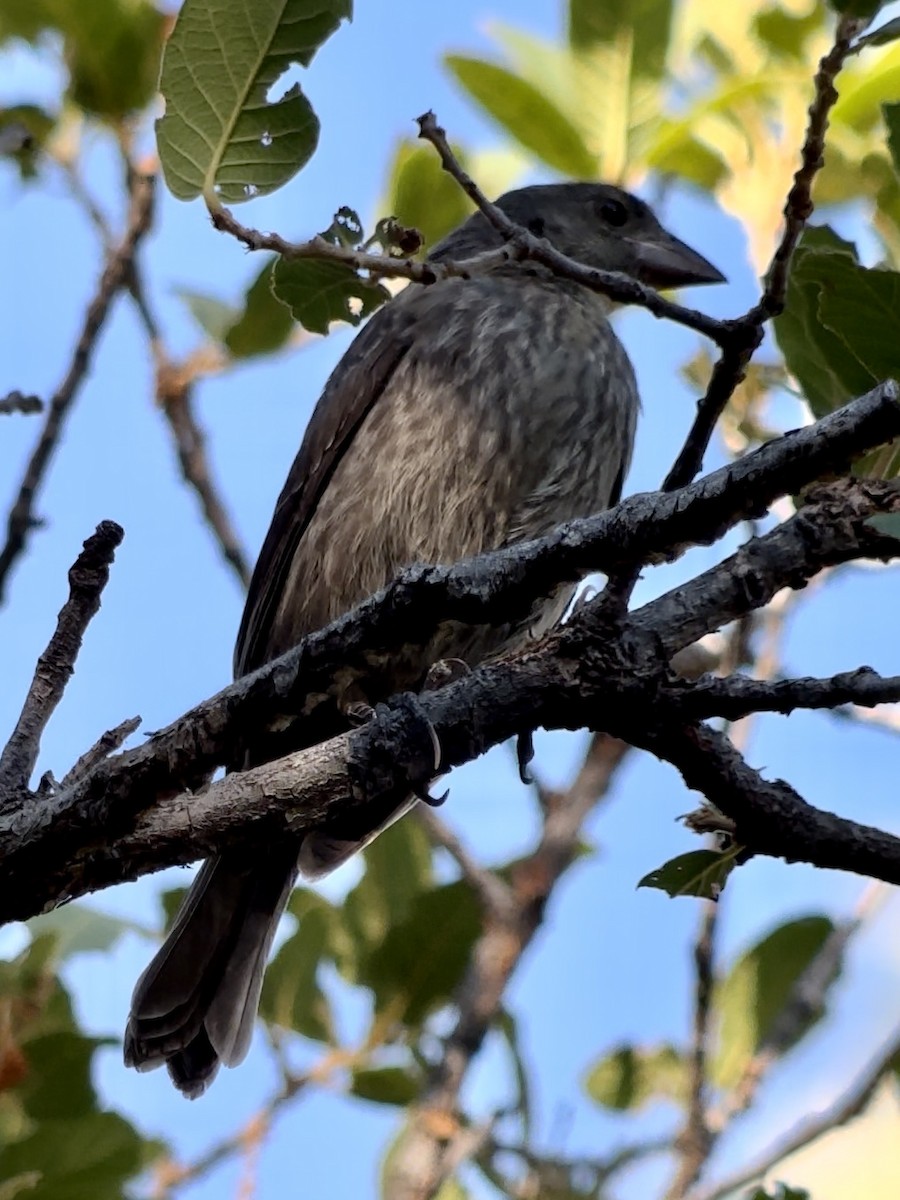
(0, 173, 154, 601)
(416, 806, 515, 920)
(0, 521, 124, 800)
(0, 391, 43, 416)
(415, 111, 728, 346)
(691, 1025, 900, 1200)
(383, 734, 630, 1200)
(663, 14, 861, 490)
(60, 716, 141, 790)
(675, 668, 900, 721)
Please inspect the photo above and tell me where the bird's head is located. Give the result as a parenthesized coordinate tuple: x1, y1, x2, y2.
(433, 182, 725, 291)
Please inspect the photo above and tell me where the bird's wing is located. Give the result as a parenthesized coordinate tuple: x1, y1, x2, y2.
(234, 295, 419, 677)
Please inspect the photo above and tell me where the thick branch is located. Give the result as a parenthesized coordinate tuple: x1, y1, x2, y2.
(1, 479, 898, 920)
(0, 173, 154, 600)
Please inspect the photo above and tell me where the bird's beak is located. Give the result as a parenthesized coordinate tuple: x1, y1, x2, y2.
(629, 232, 726, 289)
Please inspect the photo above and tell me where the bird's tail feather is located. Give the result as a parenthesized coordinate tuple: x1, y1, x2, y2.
(124, 844, 299, 1098)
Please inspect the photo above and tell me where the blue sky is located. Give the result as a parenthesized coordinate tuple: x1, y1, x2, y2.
(2, 3, 900, 1198)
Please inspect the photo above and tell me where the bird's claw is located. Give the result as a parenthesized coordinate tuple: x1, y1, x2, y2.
(516, 730, 535, 785)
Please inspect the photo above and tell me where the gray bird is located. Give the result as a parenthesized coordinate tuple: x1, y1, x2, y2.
(124, 182, 723, 1096)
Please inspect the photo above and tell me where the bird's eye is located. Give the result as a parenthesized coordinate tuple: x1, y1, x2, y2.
(599, 199, 628, 228)
(527, 217, 545, 236)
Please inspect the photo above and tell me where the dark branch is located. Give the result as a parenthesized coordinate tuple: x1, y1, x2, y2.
(0, 521, 124, 801)
(673, 667, 900, 722)
(0, 173, 154, 601)
(663, 14, 860, 490)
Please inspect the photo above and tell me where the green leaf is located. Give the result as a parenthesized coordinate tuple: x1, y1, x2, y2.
(18, 1032, 105, 1120)
(755, 5, 829, 59)
(0, 0, 165, 118)
(342, 818, 434, 984)
(0, 106, 56, 180)
(156, 0, 352, 203)
(445, 56, 596, 177)
(830, 0, 885, 17)
(259, 896, 336, 1043)
(160, 887, 188, 933)
(885, 102, 900, 175)
(363, 880, 481, 1027)
(713, 915, 837, 1088)
(225, 259, 296, 357)
(638, 850, 735, 899)
(350, 1065, 422, 1106)
(176, 288, 240, 343)
(584, 1043, 685, 1111)
(271, 257, 388, 334)
(568, 0, 673, 82)
(854, 16, 900, 53)
(867, 513, 900, 539)
(0, 1113, 144, 1200)
(774, 226, 892, 420)
(0, 1174, 41, 1200)
(64, 0, 166, 118)
(384, 139, 473, 252)
(496, 1010, 533, 1136)
(27, 906, 133, 959)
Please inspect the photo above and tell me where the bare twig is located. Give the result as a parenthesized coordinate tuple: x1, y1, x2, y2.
(60, 715, 141, 790)
(0, 173, 154, 601)
(674, 668, 900, 721)
(663, 13, 861, 490)
(691, 1026, 900, 1200)
(415, 110, 728, 346)
(153, 354, 251, 589)
(0, 521, 124, 800)
(383, 734, 630, 1200)
(0, 391, 43, 416)
(666, 900, 718, 1200)
(416, 806, 515, 920)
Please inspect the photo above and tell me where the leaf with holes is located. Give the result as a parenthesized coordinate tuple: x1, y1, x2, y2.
(157, 0, 352, 203)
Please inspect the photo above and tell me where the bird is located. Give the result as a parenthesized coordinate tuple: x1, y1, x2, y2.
(124, 182, 724, 1096)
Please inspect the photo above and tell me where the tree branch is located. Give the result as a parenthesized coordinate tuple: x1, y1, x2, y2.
(0, 172, 154, 601)
(691, 1025, 900, 1200)
(0, 521, 124, 802)
(663, 12, 861, 490)
(1, 478, 898, 920)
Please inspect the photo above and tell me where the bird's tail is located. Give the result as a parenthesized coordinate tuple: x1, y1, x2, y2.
(124, 844, 299, 1098)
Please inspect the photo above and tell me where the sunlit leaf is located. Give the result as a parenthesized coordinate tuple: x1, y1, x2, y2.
(585, 1043, 685, 1111)
(713, 915, 837, 1088)
(638, 849, 735, 899)
(384, 139, 473, 252)
(445, 56, 597, 177)
(156, 0, 352, 203)
(568, 0, 673, 82)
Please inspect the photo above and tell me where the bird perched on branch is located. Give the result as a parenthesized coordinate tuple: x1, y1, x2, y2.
(125, 182, 724, 1096)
